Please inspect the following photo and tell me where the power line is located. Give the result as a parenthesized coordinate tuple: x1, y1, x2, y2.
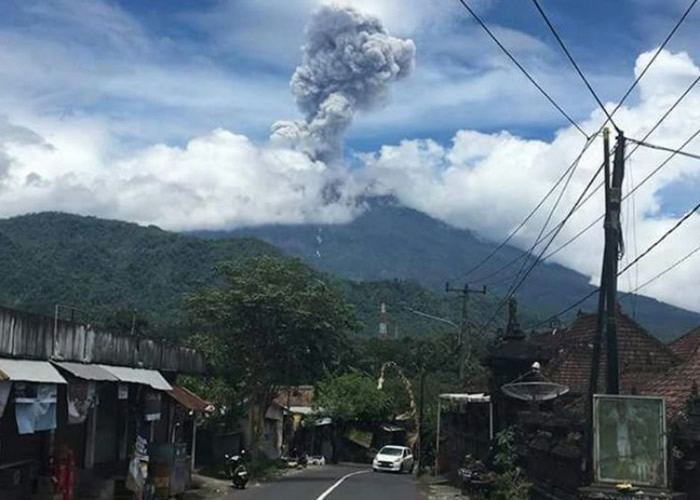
(602, 0, 698, 127)
(632, 241, 700, 294)
(495, 122, 699, 331)
(536, 125, 700, 265)
(624, 126, 700, 200)
(628, 156, 640, 317)
(460, 2, 697, 281)
(618, 200, 700, 275)
(472, 157, 609, 286)
(529, 289, 600, 330)
(529, 199, 700, 329)
(503, 133, 590, 292)
(454, 0, 588, 138)
(530, 0, 619, 130)
(479, 160, 605, 332)
(465, 134, 598, 282)
(627, 137, 700, 162)
(517, 87, 700, 267)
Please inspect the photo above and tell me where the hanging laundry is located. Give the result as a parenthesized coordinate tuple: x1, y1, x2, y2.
(67, 380, 96, 424)
(15, 383, 57, 434)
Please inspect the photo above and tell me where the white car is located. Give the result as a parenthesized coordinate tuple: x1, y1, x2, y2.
(372, 445, 414, 473)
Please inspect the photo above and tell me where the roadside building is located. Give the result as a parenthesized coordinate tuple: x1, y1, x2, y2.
(642, 326, 700, 497)
(517, 309, 680, 498)
(0, 305, 208, 499)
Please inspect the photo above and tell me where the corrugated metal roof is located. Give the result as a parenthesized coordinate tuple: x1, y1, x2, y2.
(0, 358, 67, 384)
(167, 385, 213, 412)
(98, 365, 172, 391)
(52, 362, 119, 382)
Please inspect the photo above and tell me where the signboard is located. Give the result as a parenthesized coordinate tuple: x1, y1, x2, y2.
(143, 390, 161, 422)
(593, 395, 667, 487)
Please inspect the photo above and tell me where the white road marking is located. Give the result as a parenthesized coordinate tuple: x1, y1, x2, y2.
(315, 469, 370, 500)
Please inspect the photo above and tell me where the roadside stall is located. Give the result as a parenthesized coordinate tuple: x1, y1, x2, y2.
(0, 358, 68, 500)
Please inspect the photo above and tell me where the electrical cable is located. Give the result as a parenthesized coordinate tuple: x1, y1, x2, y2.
(454, 0, 588, 138)
(459, 1, 698, 280)
(511, 91, 700, 268)
(530, 0, 619, 130)
(479, 160, 605, 332)
(632, 242, 700, 294)
(627, 137, 700, 162)
(528, 199, 700, 329)
(618, 200, 700, 276)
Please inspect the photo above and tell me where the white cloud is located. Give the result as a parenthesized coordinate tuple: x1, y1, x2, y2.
(362, 49, 700, 312)
(2, 0, 700, 314)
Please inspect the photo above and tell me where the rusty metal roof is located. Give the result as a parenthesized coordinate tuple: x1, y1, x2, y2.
(167, 385, 213, 412)
(98, 364, 172, 391)
(52, 361, 118, 382)
(0, 358, 67, 384)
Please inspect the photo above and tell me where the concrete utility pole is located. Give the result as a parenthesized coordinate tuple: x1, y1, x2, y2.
(445, 283, 486, 380)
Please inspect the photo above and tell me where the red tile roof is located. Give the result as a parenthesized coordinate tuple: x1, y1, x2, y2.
(542, 311, 678, 396)
(669, 326, 700, 361)
(167, 385, 214, 413)
(643, 327, 700, 419)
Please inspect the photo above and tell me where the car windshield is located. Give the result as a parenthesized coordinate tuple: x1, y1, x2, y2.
(379, 447, 403, 456)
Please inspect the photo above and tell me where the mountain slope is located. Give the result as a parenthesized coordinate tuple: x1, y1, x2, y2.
(0, 212, 278, 327)
(198, 198, 700, 341)
(0, 212, 502, 338)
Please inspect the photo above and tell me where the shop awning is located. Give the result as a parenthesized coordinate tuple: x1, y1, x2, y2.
(167, 385, 214, 412)
(52, 362, 118, 382)
(0, 359, 67, 384)
(98, 365, 172, 391)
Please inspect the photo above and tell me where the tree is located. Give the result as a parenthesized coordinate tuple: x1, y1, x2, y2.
(314, 372, 393, 423)
(314, 372, 395, 463)
(103, 307, 151, 338)
(187, 256, 356, 458)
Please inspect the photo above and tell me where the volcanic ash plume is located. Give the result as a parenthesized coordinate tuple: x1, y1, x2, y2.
(270, 4, 416, 161)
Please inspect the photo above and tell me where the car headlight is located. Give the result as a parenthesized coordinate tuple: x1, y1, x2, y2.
(394, 458, 402, 463)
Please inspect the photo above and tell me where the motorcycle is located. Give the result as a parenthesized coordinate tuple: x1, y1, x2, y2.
(225, 450, 250, 489)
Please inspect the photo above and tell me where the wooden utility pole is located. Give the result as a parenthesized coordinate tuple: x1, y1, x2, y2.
(584, 127, 625, 479)
(445, 283, 486, 380)
(605, 130, 625, 394)
(592, 126, 625, 394)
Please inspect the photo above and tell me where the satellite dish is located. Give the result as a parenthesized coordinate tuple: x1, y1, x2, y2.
(501, 361, 569, 402)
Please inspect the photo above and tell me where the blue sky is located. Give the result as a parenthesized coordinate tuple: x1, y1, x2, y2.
(3, 0, 698, 150)
(1, 0, 700, 312)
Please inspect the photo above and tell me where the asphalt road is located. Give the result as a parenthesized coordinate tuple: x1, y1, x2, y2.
(224, 464, 427, 500)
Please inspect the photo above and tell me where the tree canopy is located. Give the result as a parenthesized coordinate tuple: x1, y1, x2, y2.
(187, 255, 357, 387)
(314, 372, 394, 423)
